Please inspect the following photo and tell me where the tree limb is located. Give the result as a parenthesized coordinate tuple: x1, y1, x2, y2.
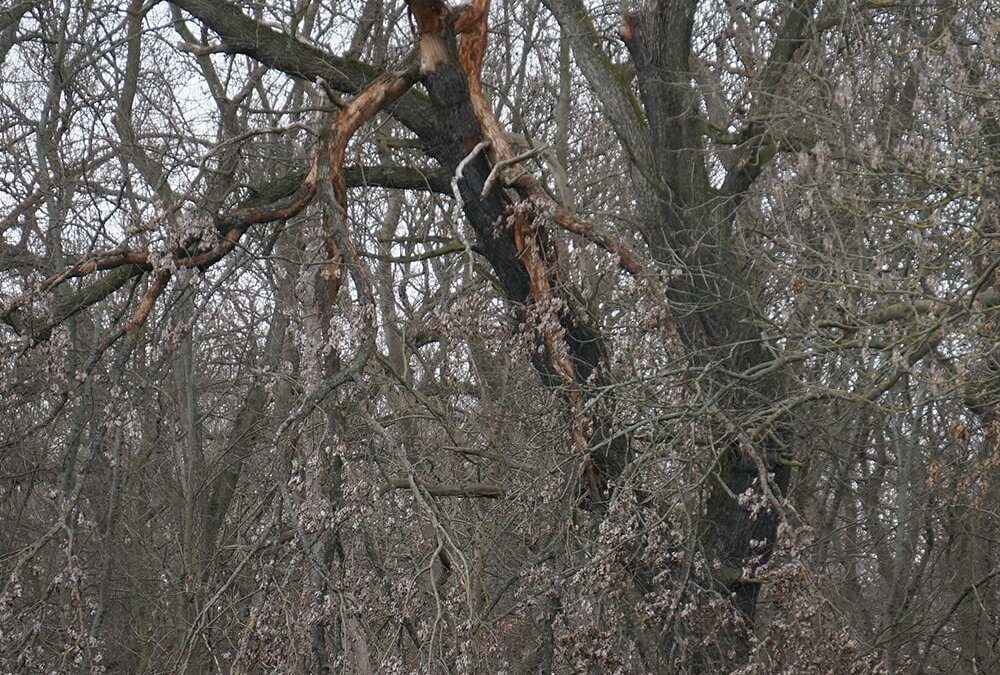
(168, 0, 438, 142)
(385, 479, 505, 499)
(542, 0, 656, 187)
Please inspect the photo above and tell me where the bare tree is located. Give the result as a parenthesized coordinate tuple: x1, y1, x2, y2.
(1, 0, 997, 672)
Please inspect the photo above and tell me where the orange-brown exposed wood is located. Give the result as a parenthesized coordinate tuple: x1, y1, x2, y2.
(320, 231, 344, 301)
(44, 251, 152, 289)
(454, 0, 515, 163)
(126, 269, 170, 332)
(406, 0, 451, 72)
(41, 70, 418, 337)
(427, 0, 625, 457)
(326, 72, 417, 208)
(456, 0, 489, 80)
(322, 71, 417, 302)
(547, 205, 643, 276)
(618, 13, 637, 41)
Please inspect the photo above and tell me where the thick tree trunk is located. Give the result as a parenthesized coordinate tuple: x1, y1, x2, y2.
(620, 0, 806, 636)
(406, 0, 629, 494)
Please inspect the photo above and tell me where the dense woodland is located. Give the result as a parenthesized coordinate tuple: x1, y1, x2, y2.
(0, 0, 997, 672)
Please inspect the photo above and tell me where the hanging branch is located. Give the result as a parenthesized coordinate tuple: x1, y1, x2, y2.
(27, 66, 419, 344)
(125, 269, 171, 333)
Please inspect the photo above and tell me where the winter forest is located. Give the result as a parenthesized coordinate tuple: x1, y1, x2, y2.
(0, 0, 997, 672)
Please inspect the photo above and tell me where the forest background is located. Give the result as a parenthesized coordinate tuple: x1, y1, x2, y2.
(0, 0, 997, 672)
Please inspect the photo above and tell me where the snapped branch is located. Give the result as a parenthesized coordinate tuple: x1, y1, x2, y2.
(25, 67, 419, 339)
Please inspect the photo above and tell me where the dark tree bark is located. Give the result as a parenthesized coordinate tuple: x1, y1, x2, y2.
(621, 1, 806, 623)
(545, 0, 817, 649)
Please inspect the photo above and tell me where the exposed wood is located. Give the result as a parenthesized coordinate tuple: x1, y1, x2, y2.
(407, 0, 451, 72)
(321, 70, 419, 306)
(34, 69, 419, 339)
(125, 269, 170, 333)
(326, 73, 420, 209)
(170, 0, 439, 141)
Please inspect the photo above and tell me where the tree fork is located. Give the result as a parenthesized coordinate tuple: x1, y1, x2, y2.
(406, 0, 632, 492)
(621, 3, 802, 632)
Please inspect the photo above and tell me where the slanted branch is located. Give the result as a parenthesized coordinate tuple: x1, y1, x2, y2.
(126, 269, 171, 333)
(36, 68, 419, 338)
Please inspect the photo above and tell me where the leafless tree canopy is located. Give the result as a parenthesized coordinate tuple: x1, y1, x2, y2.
(1, 0, 997, 672)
